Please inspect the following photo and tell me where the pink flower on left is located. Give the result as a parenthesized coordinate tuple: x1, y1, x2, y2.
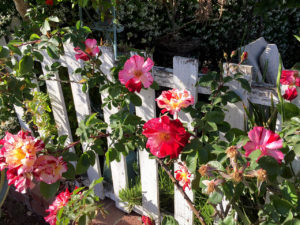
(45, 188, 72, 225)
(74, 39, 100, 61)
(119, 55, 154, 93)
(243, 126, 284, 163)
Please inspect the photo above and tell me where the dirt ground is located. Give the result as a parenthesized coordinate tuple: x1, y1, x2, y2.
(0, 193, 48, 225)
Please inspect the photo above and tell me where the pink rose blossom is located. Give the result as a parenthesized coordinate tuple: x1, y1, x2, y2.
(243, 126, 284, 163)
(280, 70, 300, 86)
(175, 164, 192, 191)
(6, 166, 34, 193)
(45, 188, 71, 225)
(118, 55, 154, 93)
(74, 39, 100, 61)
(33, 155, 67, 184)
(0, 131, 44, 174)
(156, 89, 194, 115)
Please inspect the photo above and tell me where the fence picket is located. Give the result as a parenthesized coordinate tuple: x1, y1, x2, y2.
(223, 63, 253, 130)
(99, 46, 129, 210)
(60, 44, 104, 198)
(40, 52, 75, 154)
(135, 87, 160, 223)
(173, 56, 199, 225)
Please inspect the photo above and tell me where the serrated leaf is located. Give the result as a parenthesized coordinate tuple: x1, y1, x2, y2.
(129, 93, 142, 106)
(47, 46, 59, 59)
(19, 55, 33, 74)
(162, 215, 179, 225)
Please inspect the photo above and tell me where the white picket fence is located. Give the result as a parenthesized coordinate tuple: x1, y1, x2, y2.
(2, 37, 300, 225)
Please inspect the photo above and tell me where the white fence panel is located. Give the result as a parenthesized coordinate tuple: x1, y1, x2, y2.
(61, 44, 104, 198)
(173, 56, 199, 225)
(136, 87, 160, 223)
(40, 52, 75, 154)
(99, 46, 129, 211)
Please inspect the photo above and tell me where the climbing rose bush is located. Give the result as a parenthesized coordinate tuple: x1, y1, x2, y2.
(74, 39, 100, 61)
(156, 89, 194, 115)
(142, 116, 190, 159)
(243, 126, 284, 163)
(175, 164, 192, 191)
(118, 55, 154, 93)
(45, 188, 71, 225)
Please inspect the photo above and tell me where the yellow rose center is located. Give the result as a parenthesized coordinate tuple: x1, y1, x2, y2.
(134, 70, 143, 77)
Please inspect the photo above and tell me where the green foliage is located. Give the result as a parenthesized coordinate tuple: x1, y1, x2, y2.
(56, 178, 106, 225)
(119, 182, 142, 212)
(162, 215, 179, 225)
(40, 181, 60, 199)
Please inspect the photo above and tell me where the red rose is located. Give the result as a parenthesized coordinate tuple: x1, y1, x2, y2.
(142, 215, 154, 225)
(45, 0, 53, 6)
(283, 86, 298, 101)
(142, 116, 190, 159)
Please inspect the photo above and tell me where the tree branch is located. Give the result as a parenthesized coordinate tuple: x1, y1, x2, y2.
(155, 157, 207, 225)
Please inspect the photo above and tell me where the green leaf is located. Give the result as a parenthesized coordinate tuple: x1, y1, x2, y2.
(206, 111, 225, 124)
(29, 34, 40, 41)
(220, 215, 235, 225)
(40, 181, 60, 199)
(47, 46, 59, 59)
(209, 191, 223, 204)
(63, 163, 75, 179)
(294, 35, 300, 42)
(186, 150, 198, 173)
(19, 55, 33, 74)
(40, 20, 51, 35)
(7, 44, 21, 55)
(78, 215, 86, 225)
(48, 16, 59, 22)
(76, 153, 91, 174)
(294, 143, 300, 156)
(150, 81, 159, 90)
(237, 78, 251, 92)
(32, 51, 44, 61)
(273, 197, 293, 216)
(162, 215, 179, 225)
(258, 156, 281, 178)
(129, 93, 142, 106)
(277, 102, 300, 120)
(105, 148, 117, 166)
(248, 149, 261, 163)
(0, 46, 10, 58)
(223, 91, 241, 103)
(208, 161, 224, 171)
(62, 152, 78, 161)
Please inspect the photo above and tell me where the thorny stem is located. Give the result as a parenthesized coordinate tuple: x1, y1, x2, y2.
(155, 157, 207, 225)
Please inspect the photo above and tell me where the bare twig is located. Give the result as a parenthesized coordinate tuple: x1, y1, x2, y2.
(155, 157, 207, 225)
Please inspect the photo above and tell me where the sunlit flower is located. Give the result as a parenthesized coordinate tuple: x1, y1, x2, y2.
(280, 70, 300, 86)
(243, 126, 284, 163)
(202, 179, 223, 194)
(283, 86, 298, 101)
(34, 155, 67, 184)
(119, 55, 154, 93)
(0, 131, 44, 174)
(74, 39, 100, 61)
(142, 116, 190, 159)
(45, 0, 53, 6)
(45, 188, 71, 225)
(175, 164, 192, 191)
(156, 89, 194, 115)
(6, 166, 34, 193)
(142, 215, 154, 225)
